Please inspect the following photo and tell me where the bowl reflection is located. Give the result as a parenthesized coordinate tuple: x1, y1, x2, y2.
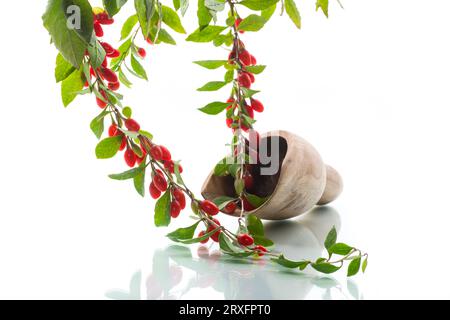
(106, 206, 361, 300)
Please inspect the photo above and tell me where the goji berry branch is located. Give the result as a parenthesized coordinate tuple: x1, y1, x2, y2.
(42, 0, 367, 277)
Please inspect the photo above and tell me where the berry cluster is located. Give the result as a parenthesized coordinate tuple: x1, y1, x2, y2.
(87, 10, 146, 108)
(225, 42, 265, 132)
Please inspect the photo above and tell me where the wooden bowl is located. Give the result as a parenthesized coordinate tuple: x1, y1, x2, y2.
(201, 130, 343, 220)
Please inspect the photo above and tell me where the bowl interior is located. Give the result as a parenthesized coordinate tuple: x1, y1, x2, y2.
(202, 135, 289, 203)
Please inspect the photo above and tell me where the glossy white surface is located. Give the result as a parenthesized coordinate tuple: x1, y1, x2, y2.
(0, 0, 450, 299)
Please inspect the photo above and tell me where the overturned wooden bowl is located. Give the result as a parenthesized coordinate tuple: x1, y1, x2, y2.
(201, 130, 343, 220)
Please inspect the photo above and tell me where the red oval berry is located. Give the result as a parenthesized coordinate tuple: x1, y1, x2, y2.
(159, 146, 172, 161)
(149, 182, 162, 199)
(172, 188, 186, 210)
(146, 37, 153, 45)
(124, 148, 137, 167)
(108, 124, 119, 137)
(101, 42, 115, 55)
(102, 58, 108, 68)
(255, 245, 268, 256)
(250, 99, 264, 113)
(153, 171, 168, 192)
(238, 73, 252, 88)
(250, 55, 257, 65)
(164, 160, 183, 174)
(239, 49, 252, 66)
(125, 119, 140, 132)
(198, 231, 209, 244)
(243, 172, 254, 189)
(237, 234, 254, 246)
(93, 26, 105, 39)
(100, 68, 118, 83)
(119, 136, 127, 151)
(170, 200, 181, 218)
(96, 90, 108, 108)
(94, 21, 104, 37)
(108, 82, 120, 91)
(222, 201, 237, 214)
(226, 118, 233, 128)
(208, 219, 221, 242)
(96, 13, 114, 25)
(245, 105, 254, 119)
(200, 200, 219, 216)
(107, 49, 120, 58)
(244, 71, 255, 83)
(138, 47, 146, 58)
(150, 145, 163, 161)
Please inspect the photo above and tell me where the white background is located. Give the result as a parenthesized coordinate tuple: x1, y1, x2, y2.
(0, 0, 449, 299)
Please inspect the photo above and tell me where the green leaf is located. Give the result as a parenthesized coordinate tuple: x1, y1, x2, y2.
(95, 135, 123, 159)
(241, 88, 260, 98)
(245, 193, 268, 208)
(121, 15, 139, 40)
(285, 0, 301, 29)
(311, 262, 341, 274)
(197, 81, 227, 92)
(167, 221, 201, 241)
(198, 101, 229, 115)
(139, 130, 153, 140)
(173, 0, 180, 10)
(103, 0, 129, 16)
(245, 65, 266, 74)
(161, 5, 186, 33)
(316, 0, 329, 18)
(253, 235, 274, 247)
(43, 0, 93, 68)
(171, 227, 218, 244)
(179, 0, 189, 16)
(90, 110, 108, 139)
(362, 257, 368, 273)
(234, 178, 244, 195)
(87, 39, 106, 69)
(261, 4, 277, 21)
(134, 0, 156, 38)
(186, 26, 227, 43)
(55, 54, 76, 82)
(224, 69, 234, 83)
(222, 251, 254, 258)
(119, 69, 133, 88)
(347, 257, 361, 277)
(193, 60, 227, 69)
(109, 166, 144, 180)
(240, 0, 279, 10)
(197, 0, 212, 27)
(212, 196, 236, 210)
(61, 68, 84, 107)
(213, 157, 230, 176)
(324, 226, 337, 251)
(130, 54, 148, 80)
(133, 162, 146, 197)
(219, 233, 239, 253)
(155, 28, 177, 45)
(246, 214, 264, 237)
(154, 190, 171, 227)
(237, 14, 267, 32)
(271, 255, 310, 269)
(329, 243, 353, 256)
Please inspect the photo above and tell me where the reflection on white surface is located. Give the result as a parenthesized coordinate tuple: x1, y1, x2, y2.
(106, 207, 362, 300)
